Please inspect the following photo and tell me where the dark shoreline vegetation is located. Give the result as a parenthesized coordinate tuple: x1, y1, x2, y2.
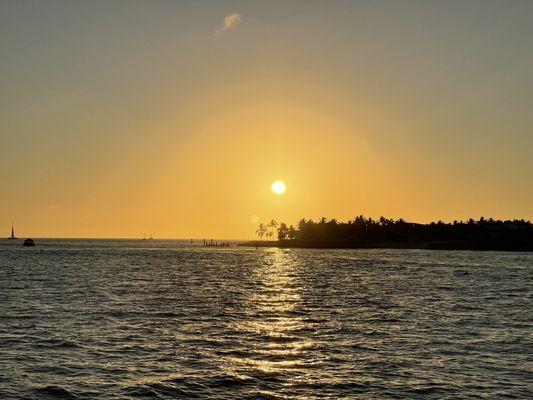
(242, 216, 533, 251)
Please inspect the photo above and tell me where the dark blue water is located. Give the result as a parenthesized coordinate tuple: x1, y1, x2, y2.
(1, 240, 532, 399)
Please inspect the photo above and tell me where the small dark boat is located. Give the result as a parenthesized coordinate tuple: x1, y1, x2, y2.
(23, 238, 35, 247)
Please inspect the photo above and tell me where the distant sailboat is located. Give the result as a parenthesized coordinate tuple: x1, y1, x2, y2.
(7, 225, 17, 240)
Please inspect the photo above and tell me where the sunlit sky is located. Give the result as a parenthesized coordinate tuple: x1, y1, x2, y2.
(1, 1, 532, 239)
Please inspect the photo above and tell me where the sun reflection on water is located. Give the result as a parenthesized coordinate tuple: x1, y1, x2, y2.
(223, 248, 319, 378)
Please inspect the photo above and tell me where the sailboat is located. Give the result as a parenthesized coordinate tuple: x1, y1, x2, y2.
(7, 225, 17, 240)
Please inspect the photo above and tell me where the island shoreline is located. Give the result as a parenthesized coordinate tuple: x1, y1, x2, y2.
(239, 240, 533, 252)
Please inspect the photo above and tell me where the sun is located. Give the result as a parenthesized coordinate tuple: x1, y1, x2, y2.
(271, 180, 286, 195)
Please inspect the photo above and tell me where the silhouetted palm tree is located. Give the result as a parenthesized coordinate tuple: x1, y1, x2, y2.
(268, 219, 278, 240)
(277, 223, 288, 240)
(256, 223, 267, 240)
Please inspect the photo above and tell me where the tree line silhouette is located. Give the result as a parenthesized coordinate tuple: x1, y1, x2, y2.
(256, 216, 533, 251)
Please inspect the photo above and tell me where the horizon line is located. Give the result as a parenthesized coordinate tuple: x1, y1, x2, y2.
(1, 236, 251, 241)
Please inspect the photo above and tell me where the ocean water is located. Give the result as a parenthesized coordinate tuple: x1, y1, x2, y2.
(0, 240, 532, 399)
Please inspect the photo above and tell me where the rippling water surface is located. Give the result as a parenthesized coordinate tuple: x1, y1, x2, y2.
(1, 240, 532, 399)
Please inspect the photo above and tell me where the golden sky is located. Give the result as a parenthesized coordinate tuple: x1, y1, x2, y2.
(1, 1, 532, 238)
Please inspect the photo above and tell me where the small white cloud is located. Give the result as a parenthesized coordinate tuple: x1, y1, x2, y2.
(223, 12, 242, 30)
(215, 12, 242, 35)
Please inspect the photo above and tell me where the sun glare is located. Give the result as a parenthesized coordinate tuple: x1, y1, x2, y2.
(271, 180, 286, 195)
